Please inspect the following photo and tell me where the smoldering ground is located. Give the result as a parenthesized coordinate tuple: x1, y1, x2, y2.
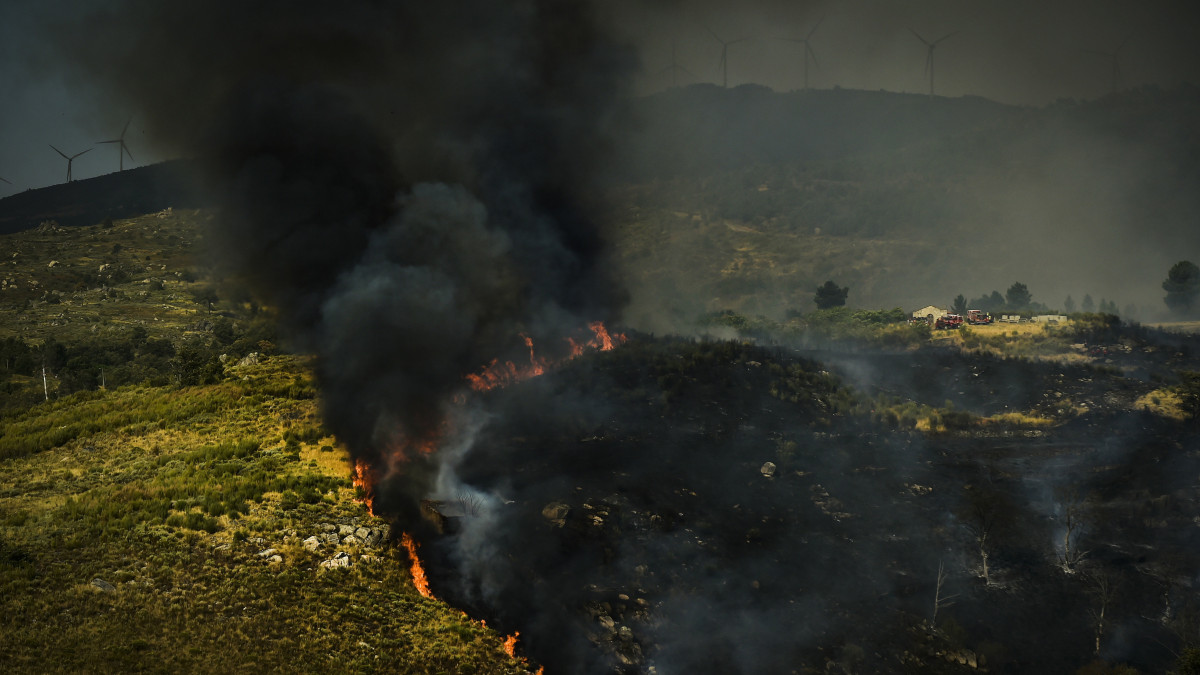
(29, 0, 1200, 672)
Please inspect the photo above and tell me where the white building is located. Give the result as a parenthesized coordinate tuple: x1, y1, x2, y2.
(911, 305, 949, 322)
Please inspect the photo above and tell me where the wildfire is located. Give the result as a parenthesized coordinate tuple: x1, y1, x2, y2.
(351, 459, 376, 516)
(400, 532, 434, 599)
(502, 632, 519, 658)
(468, 321, 626, 392)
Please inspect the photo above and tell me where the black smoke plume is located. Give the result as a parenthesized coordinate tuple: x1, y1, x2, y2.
(45, 0, 635, 527)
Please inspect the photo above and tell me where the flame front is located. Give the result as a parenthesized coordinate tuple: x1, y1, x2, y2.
(352, 459, 376, 516)
(401, 532, 434, 599)
(469, 321, 625, 392)
(502, 631, 519, 658)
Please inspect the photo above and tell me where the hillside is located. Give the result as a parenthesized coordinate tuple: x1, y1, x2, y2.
(0, 213, 527, 674)
(608, 84, 1200, 326)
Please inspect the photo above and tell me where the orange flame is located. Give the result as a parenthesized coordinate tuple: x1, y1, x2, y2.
(401, 532, 434, 599)
(502, 632, 519, 658)
(351, 459, 376, 516)
(468, 321, 625, 392)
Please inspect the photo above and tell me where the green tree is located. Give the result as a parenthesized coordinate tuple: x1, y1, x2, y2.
(1005, 282, 1032, 310)
(814, 280, 849, 309)
(1064, 295, 1076, 313)
(1082, 294, 1095, 312)
(1177, 371, 1200, 421)
(952, 294, 967, 314)
(1163, 260, 1200, 314)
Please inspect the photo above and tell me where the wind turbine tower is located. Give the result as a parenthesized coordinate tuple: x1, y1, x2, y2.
(1085, 34, 1133, 94)
(781, 17, 823, 91)
(705, 26, 751, 88)
(909, 28, 958, 97)
(658, 39, 695, 89)
(97, 117, 134, 172)
(50, 145, 92, 183)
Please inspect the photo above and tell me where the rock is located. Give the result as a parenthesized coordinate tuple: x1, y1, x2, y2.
(618, 626, 633, 641)
(237, 352, 260, 367)
(320, 552, 351, 569)
(355, 526, 371, 540)
(320, 533, 339, 546)
(267, 555, 283, 564)
(360, 554, 379, 564)
(48, 260, 58, 268)
(542, 502, 570, 527)
(90, 578, 116, 593)
(320, 523, 337, 532)
(302, 536, 321, 552)
(338, 524, 357, 537)
(598, 615, 615, 632)
(760, 461, 777, 478)
(257, 548, 277, 558)
(342, 535, 361, 546)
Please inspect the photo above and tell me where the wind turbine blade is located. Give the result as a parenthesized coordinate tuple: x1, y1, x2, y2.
(808, 44, 819, 69)
(0, 177, 11, 185)
(120, 116, 132, 139)
(72, 148, 93, 159)
(908, 27, 930, 45)
(924, 51, 931, 75)
(97, 139, 121, 145)
(50, 144, 69, 159)
(934, 30, 959, 45)
(123, 143, 134, 162)
(703, 24, 723, 45)
(728, 36, 752, 45)
(680, 66, 695, 78)
(806, 16, 824, 40)
(1117, 32, 1134, 53)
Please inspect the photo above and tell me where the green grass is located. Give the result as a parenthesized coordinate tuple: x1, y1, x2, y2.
(0, 356, 525, 674)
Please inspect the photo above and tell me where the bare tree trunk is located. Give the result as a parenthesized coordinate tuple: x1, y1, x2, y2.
(932, 560, 957, 625)
(42, 364, 49, 401)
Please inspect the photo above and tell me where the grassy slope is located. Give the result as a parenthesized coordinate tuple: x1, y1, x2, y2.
(0, 215, 525, 674)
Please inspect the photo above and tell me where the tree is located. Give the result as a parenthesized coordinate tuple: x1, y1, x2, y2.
(814, 280, 848, 309)
(1163, 260, 1200, 314)
(1005, 282, 1032, 310)
(952, 294, 967, 314)
(1082, 294, 1095, 312)
(1064, 295, 1076, 313)
(193, 287, 219, 314)
(960, 482, 1015, 586)
(1177, 371, 1200, 420)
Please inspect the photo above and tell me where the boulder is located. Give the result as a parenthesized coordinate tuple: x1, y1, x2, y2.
(342, 535, 361, 546)
(257, 548, 277, 558)
(760, 461, 777, 478)
(320, 552, 351, 569)
(237, 352, 260, 367)
(542, 502, 570, 527)
(267, 555, 283, 564)
(320, 532, 339, 546)
(355, 526, 371, 540)
(90, 578, 116, 593)
(338, 524, 357, 537)
(302, 536, 321, 552)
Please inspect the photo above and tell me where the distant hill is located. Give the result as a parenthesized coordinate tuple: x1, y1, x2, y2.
(0, 160, 206, 234)
(609, 84, 1200, 324)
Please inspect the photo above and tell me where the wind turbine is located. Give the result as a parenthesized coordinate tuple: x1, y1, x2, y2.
(705, 26, 751, 88)
(1085, 34, 1133, 94)
(97, 116, 134, 172)
(780, 17, 823, 91)
(0, 177, 10, 185)
(909, 28, 958, 97)
(50, 145, 92, 183)
(657, 39, 695, 89)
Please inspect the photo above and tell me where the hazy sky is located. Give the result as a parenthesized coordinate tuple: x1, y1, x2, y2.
(1, 0, 1197, 194)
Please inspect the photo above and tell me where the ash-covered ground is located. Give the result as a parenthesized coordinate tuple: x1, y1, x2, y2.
(416, 336, 1200, 675)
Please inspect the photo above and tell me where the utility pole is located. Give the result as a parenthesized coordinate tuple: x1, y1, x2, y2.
(42, 363, 49, 401)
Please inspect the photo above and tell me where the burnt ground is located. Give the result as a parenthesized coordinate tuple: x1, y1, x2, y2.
(414, 336, 1200, 675)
